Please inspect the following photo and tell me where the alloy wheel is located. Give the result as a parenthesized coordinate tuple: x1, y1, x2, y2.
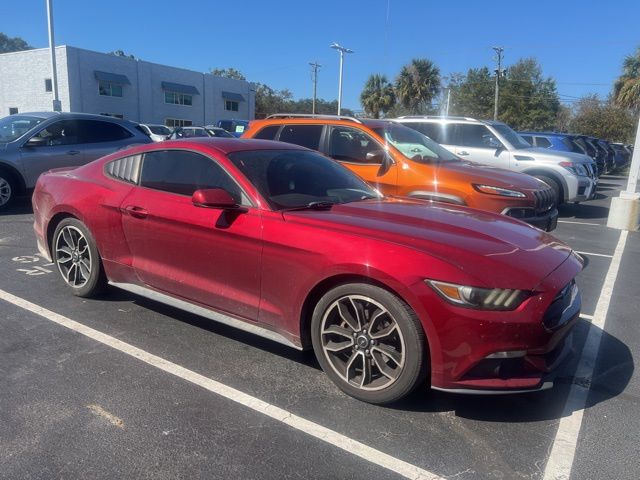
(320, 295, 406, 391)
(55, 225, 93, 288)
(0, 177, 11, 207)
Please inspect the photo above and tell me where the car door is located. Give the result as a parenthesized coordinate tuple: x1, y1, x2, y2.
(19, 119, 87, 186)
(450, 123, 511, 169)
(326, 125, 398, 195)
(75, 119, 137, 162)
(120, 149, 263, 320)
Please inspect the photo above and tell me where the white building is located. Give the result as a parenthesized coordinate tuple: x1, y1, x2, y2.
(0, 45, 255, 127)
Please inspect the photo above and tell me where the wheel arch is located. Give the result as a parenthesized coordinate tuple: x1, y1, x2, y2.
(0, 161, 27, 195)
(521, 168, 567, 203)
(298, 273, 432, 357)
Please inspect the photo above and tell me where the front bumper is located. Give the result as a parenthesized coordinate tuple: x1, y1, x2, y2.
(566, 175, 597, 203)
(504, 207, 559, 231)
(418, 252, 583, 394)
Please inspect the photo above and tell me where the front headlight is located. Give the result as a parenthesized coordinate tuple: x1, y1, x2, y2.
(560, 162, 588, 176)
(472, 184, 526, 198)
(427, 280, 530, 311)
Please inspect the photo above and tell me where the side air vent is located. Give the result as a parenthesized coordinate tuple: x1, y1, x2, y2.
(105, 154, 142, 184)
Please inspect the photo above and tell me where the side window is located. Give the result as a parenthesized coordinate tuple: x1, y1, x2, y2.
(78, 120, 133, 143)
(277, 125, 323, 150)
(409, 122, 447, 144)
(455, 124, 500, 148)
(140, 150, 244, 203)
(520, 135, 533, 145)
(535, 136, 552, 148)
(32, 120, 82, 146)
(253, 125, 280, 140)
(329, 126, 382, 164)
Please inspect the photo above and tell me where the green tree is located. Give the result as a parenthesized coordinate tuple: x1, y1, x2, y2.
(570, 95, 636, 143)
(210, 67, 246, 80)
(499, 58, 560, 130)
(448, 68, 494, 118)
(0, 32, 32, 53)
(395, 58, 440, 114)
(360, 74, 396, 118)
(613, 46, 640, 112)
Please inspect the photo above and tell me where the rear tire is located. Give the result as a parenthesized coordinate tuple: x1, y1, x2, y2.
(534, 174, 562, 206)
(52, 218, 106, 297)
(0, 169, 16, 210)
(311, 283, 428, 404)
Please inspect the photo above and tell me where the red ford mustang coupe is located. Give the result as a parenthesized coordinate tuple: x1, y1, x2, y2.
(33, 138, 582, 404)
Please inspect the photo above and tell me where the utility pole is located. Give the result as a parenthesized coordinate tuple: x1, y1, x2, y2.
(330, 43, 353, 115)
(492, 46, 504, 121)
(445, 88, 451, 116)
(309, 61, 321, 114)
(46, 0, 61, 111)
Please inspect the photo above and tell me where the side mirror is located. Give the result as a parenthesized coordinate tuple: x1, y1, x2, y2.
(25, 136, 48, 147)
(192, 188, 239, 209)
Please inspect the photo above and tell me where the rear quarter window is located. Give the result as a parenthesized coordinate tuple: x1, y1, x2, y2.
(105, 154, 142, 184)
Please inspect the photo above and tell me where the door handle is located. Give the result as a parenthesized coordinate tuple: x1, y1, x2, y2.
(67, 150, 81, 155)
(458, 150, 469, 156)
(123, 205, 148, 219)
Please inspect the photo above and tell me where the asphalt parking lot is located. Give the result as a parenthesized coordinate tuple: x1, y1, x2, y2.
(1, 176, 638, 480)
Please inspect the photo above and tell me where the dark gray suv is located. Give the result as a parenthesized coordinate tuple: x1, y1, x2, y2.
(0, 112, 151, 209)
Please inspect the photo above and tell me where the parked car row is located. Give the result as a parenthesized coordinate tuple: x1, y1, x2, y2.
(518, 131, 632, 175)
(0, 108, 590, 403)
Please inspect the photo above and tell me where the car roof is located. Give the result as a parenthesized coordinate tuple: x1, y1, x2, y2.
(150, 137, 308, 155)
(18, 111, 140, 127)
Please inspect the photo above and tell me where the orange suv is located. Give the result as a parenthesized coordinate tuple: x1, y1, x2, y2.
(243, 115, 558, 231)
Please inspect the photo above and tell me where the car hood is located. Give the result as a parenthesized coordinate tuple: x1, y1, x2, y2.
(432, 160, 546, 190)
(518, 147, 593, 164)
(283, 198, 576, 289)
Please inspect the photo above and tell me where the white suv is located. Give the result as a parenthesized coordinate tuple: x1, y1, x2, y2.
(394, 116, 597, 205)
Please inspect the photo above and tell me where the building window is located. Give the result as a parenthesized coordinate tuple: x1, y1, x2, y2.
(9, 107, 18, 115)
(164, 91, 193, 106)
(45, 79, 52, 92)
(225, 100, 239, 112)
(100, 112, 124, 119)
(99, 81, 123, 97)
(165, 118, 193, 128)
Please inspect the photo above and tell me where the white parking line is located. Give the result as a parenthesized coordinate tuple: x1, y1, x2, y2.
(557, 220, 602, 226)
(575, 251, 613, 259)
(0, 289, 443, 480)
(544, 230, 628, 480)
(579, 313, 594, 321)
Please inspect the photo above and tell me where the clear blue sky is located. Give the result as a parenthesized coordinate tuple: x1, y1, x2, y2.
(2, 0, 639, 111)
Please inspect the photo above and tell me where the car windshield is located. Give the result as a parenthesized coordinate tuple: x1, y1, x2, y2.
(206, 128, 234, 138)
(0, 115, 45, 142)
(492, 123, 532, 149)
(228, 149, 382, 210)
(148, 125, 171, 135)
(372, 124, 458, 162)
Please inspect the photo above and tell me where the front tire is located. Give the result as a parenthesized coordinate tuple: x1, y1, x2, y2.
(534, 174, 562, 206)
(53, 218, 106, 297)
(0, 169, 16, 210)
(311, 283, 428, 404)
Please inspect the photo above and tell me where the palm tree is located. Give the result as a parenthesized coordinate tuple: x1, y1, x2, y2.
(614, 46, 640, 112)
(360, 74, 396, 118)
(395, 58, 441, 114)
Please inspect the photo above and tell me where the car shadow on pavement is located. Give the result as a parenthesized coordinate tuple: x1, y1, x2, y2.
(1, 197, 33, 216)
(100, 289, 320, 368)
(558, 203, 610, 220)
(389, 320, 633, 422)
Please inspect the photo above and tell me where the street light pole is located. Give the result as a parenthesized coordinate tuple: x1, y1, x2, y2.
(46, 0, 61, 111)
(330, 43, 353, 115)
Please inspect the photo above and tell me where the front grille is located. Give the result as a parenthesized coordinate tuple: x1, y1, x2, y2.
(534, 188, 555, 212)
(543, 280, 581, 330)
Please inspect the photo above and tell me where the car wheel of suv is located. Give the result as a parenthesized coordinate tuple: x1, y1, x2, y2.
(53, 218, 106, 298)
(0, 170, 16, 210)
(534, 175, 562, 206)
(311, 283, 428, 404)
